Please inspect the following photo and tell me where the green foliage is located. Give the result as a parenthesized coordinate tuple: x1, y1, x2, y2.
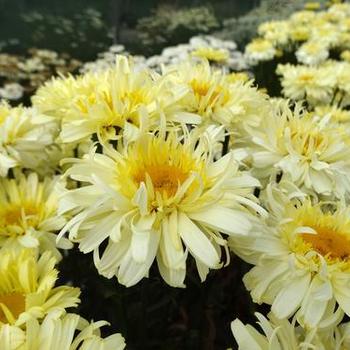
(135, 5, 220, 55)
(19, 8, 111, 60)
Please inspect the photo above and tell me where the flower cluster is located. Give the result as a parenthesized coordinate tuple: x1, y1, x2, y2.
(2, 3, 350, 344)
(81, 35, 248, 74)
(244, 2, 350, 66)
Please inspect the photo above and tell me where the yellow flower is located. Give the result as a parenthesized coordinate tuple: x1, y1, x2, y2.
(232, 184, 350, 327)
(31, 72, 99, 121)
(0, 172, 72, 260)
(0, 102, 57, 177)
(163, 59, 270, 133)
(258, 20, 290, 46)
(58, 127, 262, 287)
(191, 47, 229, 63)
(277, 63, 336, 105)
(231, 311, 346, 350)
(246, 102, 350, 198)
(304, 2, 322, 10)
(296, 41, 329, 65)
(226, 72, 250, 84)
(0, 250, 80, 326)
(341, 50, 350, 62)
(313, 105, 350, 124)
(244, 38, 276, 65)
(0, 310, 126, 350)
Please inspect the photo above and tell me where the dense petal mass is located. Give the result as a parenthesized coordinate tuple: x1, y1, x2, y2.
(245, 101, 350, 199)
(58, 126, 261, 287)
(0, 310, 126, 350)
(0, 249, 80, 327)
(231, 311, 347, 350)
(0, 172, 72, 260)
(230, 182, 350, 327)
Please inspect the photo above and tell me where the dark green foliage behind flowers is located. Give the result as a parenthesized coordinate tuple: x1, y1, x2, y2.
(20, 9, 110, 61)
(134, 6, 221, 55)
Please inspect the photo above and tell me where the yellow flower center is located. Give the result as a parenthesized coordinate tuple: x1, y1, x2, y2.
(190, 79, 211, 97)
(116, 135, 208, 204)
(298, 73, 315, 83)
(301, 226, 350, 260)
(0, 292, 25, 324)
(285, 203, 350, 264)
(0, 203, 40, 235)
(283, 116, 328, 158)
(134, 164, 188, 197)
(120, 89, 148, 108)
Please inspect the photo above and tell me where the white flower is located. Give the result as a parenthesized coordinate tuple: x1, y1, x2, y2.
(296, 41, 329, 66)
(0, 83, 24, 101)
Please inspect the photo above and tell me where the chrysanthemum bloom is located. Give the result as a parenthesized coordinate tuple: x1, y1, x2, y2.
(232, 186, 350, 327)
(277, 64, 336, 106)
(244, 39, 276, 65)
(0, 250, 80, 327)
(0, 310, 126, 350)
(191, 47, 229, 63)
(0, 102, 56, 177)
(163, 59, 270, 134)
(32, 72, 100, 121)
(0, 172, 72, 260)
(231, 311, 348, 350)
(58, 127, 262, 287)
(247, 102, 350, 198)
(296, 41, 329, 66)
(313, 105, 350, 124)
(334, 61, 350, 108)
(257, 20, 290, 47)
(34, 56, 194, 143)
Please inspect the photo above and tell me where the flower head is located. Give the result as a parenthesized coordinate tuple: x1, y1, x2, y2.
(58, 127, 261, 287)
(0, 250, 80, 326)
(244, 39, 276, 65)
(0, 172, 72, 260)
(0, 310, 125, 350)
(246, 103, 350, 199)
(191, 47, 229, 63)
(231, 311, 347, 350)
(0, 103, 57, 177)
(277, 63, 336, 105)
(231, 184, 350, 327)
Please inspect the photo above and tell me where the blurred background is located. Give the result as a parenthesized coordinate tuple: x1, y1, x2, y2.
(0, 0, 316, 59)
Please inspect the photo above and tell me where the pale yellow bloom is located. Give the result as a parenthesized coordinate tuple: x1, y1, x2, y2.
(0, 310, 126, 350)
(58, 127, 262, 287)
(296, 41, 329, 65)
(246, 102, 350, 199)
(191, 47, 229, 63)
(231, 185, 350, 327)
(0, 172, 72, 260)
(232, 311, 348, 350)
(245, 39, 276, 65)
(0, 250, 80, 327)
(0, 103, 57, 177)
(277, 63, 336, 105)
